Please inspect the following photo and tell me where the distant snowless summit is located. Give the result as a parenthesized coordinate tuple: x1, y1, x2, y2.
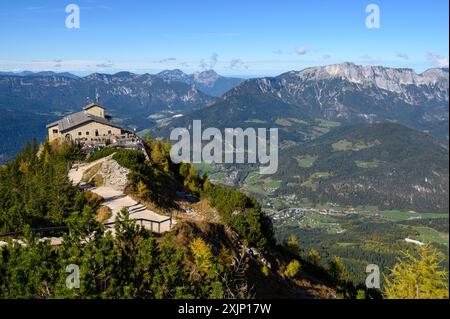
(165, 62, 448, 141)
(290, 62, 449, 94)
(225, 62, 449, 121)
(0, 70, 80, 79)
(156, 69, 244, 97)
(3, 62, 447, 98)
(0, 69, 244, 98)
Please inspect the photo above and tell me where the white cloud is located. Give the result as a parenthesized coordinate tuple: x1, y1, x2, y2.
(396, 53, 409, 60)
(96, 61, 114, 68)
(229, 59, 248, 70)
(199, 59, 207, 70)
(157, 57, 176, 63)
(427, 52, 449, 68)
(272, 49, 283, 55)
(296, 47, 308, 55)
(199, 53, 219, 70)
(210, 53, 218, 68)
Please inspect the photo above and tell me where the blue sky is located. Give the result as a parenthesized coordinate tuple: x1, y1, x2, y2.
(0, 0, 448, 76)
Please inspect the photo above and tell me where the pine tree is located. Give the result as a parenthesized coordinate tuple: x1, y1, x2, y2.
(284, 260, 301, 278)
(287, 234, 299, 253)
(217, 246, 233, 268)
(308, 248, 321, 266)
(328, 256, 345, 283)
(137, 181, 150, 199)
(384, 245, 449, 299)
(190, 237, 213, 274)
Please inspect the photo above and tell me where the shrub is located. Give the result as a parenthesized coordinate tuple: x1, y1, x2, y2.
(113, 149, 146, 170)
(261, 265, 270, 277)
(87, 148, 117, 162)
(81, 163, 102, 183)
(83, 189, 103, 207)
(92, 174, 104, 187)
(207, 185, 274, 251)
(96, 205, 112, 223)
(217, 246, 233, 268)
(137, 181, 150, 199)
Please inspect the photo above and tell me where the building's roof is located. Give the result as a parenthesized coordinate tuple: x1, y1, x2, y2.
(46, 111, 123, 132)
(83, 102, 104, 110)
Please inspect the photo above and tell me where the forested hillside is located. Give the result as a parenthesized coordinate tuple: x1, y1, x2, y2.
(0, 139, 338, 298)
(275, 123, 449, 212)
(1, 136, 448, 299)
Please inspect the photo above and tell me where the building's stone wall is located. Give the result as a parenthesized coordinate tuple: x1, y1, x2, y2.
(47, 124, 60, 141)
(56, 122, 122, 142)
(85, 106, 105, 118)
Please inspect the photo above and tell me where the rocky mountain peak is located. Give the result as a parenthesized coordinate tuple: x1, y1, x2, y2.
(287, 62, 449, 94)
(420, 68, 449, 84)
(155, 69, 243, 96)
(84, 73, 113, 82)
(156, 69, 190, 82)
(113, 71, 138, 78)
(194, 69, 220, 86)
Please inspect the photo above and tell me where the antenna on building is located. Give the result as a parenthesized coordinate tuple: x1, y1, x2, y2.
(95, 88, 100, 104)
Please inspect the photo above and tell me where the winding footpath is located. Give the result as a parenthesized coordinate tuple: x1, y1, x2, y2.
(1, 156, 174, 248)
(69, 157, 174, 233)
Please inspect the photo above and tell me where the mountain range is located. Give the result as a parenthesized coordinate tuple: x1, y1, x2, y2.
(0, 71, 214, 117)
(1, 63, 449, 213)
(153, 63, 449, 213)
(0, 70, 80, 79)
(0, 69, 244, 97)
(156, 69, 244, 97)
(161, 62, 449, 141)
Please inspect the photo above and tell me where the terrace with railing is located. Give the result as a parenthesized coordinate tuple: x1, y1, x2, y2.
(78, 132, 148, 158)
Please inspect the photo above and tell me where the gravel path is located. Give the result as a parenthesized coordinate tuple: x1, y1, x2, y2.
(69, 157, 173, 233)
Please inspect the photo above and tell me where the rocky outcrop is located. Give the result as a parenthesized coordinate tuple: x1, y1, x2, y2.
(96, 159, 130, 191)
(80, 156, 130, 191)
(291, 62, 449, 94)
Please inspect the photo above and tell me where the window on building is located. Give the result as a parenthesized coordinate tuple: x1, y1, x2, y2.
(95, 130, 99, 137)
(78, 132, 82, 136)
(108, 130, 112, 135)
(52, 129, 58, 134)
(86, 132, 89, 136)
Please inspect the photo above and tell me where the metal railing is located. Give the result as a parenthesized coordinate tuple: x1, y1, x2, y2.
(0, 226, 71, 239)
(0, 217, 172, 239)
(104, 217, 173, 234)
